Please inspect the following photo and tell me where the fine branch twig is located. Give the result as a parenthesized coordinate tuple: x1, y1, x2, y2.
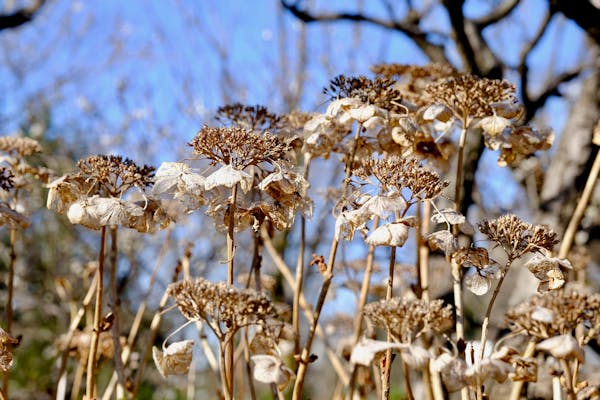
(108, 227, 127, 398)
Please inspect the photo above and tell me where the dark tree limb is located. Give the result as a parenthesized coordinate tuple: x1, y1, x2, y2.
(0, 0, 46, 31)
(473, 0, 520, 29)
(550, 0, 600, 45)
(280, 0, 448, 62)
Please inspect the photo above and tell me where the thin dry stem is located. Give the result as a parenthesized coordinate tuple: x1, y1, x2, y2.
(348, 216, 379, 399)
(86, 226, 107, 400)
(382, 246, 397, 400)
(2, 228, 17, 396)
(509, 338, 537, 400)
(108, 227, 127, 398)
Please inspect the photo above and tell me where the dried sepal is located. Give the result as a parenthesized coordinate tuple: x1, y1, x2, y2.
(350, 338, 404, 366)
(478, 115, 511, 136)
(0, 327, 19, 372)
(525, 253, 572, 293)
(464, 265, 500, 296)
(536, 334, 584, 363)
(431, 208, 466, 225)
(427, 230, 458, 256)
(431, 353, 467, 392)
(67, 196, 143, 230)
(251, 354, 295, 390)
(365, 221, 410, 247)
(152, 162, 205, 198)
(204, 164, 253, 193)
(152, 339, 194, 378)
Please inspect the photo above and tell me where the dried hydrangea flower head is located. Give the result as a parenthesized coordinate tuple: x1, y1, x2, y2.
(478, 214, 558, 259)
(371, 63, 458, 108)
(0, 136, 43, 157)
(189, 126, 291, 170)
(76, 155, 155, 197)
(323, 75, 404, 113)
(356, 156, 448, 201)
(215, 103, 284, 132)
(167, 278, 276, 334)
(364, 297, 453, 343)
(505, 289, 600, 342)
(425, 75, 517, 121)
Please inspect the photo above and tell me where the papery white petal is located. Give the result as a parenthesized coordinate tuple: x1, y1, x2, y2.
(431, 208, 466, 225)
(464, 267, 491, 296)
(152, 340, 194, 378)
(359, 193, 407, 219)
(537, 335, 584, 362)
(401, 345, 431, 370)
(531, 306, 554, 323)
(205, 164, 253, 193)
(365, 221, 409, 247)
(252, 354, 295, 390)
(350, 338, 404, 366)
(479, 115, 511, 136)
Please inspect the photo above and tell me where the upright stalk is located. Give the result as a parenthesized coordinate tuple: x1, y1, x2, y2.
(86, 225, 107, 400)
(382, 246, 396, 399)
(227, 184, 238, 285)
(293, 154, 311, 356)
(108, 227, 127, 398)
(3, 228, 17, 395)
(292, 123, 362, 400)
(348, 216, 379, 398)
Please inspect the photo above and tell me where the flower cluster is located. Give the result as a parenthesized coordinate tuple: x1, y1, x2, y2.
(505, 289, 600, 342)
(47, 155, 171, 232)
(364, 297, 453, 343)
(167, 278, 276, 334)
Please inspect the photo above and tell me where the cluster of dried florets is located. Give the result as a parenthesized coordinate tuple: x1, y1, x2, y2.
(215, 103, 284, 132)
(47, 155, 171, 232)
(363, 298, 453, 343)
(324, 75, 403, 112)
(167, 278, 276, 334)
(478, 214, 558, 258)
(0, 136, 46, 230)
(506, 289, 600, 342)
(189, 126, 291, 169)
(425, 75, 518, 120)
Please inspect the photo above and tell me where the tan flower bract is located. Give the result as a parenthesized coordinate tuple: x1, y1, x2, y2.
(152, 340, 194, 378)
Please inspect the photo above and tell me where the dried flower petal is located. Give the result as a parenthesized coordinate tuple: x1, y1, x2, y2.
(431, 208, 466, 225)
(350, 338, 404, 366)
(431, 353, 467, 392)
(152, 340, 194, 378)
(525, 253, 572, 293)
(365, 221, 410, 247)
(427, 230, 458, 256)
(0, 327, 19, 372)
(251, 354, 295, 390)
(536, 335, 584, 362)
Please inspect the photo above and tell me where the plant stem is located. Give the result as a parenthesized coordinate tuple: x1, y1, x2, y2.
(560, 359, 576, 400)
(227, 184, 238, 285)
(418, 201, 431, 301)
(348, 216, 379, 398)
(292, 124, 362, 400)
(476, 263, 510, 400)
(400, 355, 415, 400)
(3, 228, 17, 396)
(86, 225, 107, 400)
(293, 154, 311, 357)
(382, 246, 396, 400)
(108, 227, 127, 399)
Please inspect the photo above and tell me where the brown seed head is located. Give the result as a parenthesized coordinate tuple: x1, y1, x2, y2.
(0, 136, 42, 157)
(215, 103, 284, 132)
(323, 75, 403, 112)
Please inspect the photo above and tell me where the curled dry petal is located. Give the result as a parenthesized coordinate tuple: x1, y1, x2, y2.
(478, 115, 511, 136)
(536, 334, 584, 362)
(251, 354, 295, 390)
(525, 253, 572, 293)
(464, 267, 492, 296)
(358, 192, 407, 219)
(350, 338, 404, 366)
(67, 196, 144, 230)
(365, 221, 410, 247)
(431, 208, 466, 225)
(204, 164, 253, 193)
(427, 230, 458, 256)
(152, 340, 194, 378)
(152, 162, 205, 197)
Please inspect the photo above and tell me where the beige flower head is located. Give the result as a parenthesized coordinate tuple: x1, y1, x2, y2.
(215, 103, 284, 132)
(167, 278, 276, 334)
(0, 136, 42, 157)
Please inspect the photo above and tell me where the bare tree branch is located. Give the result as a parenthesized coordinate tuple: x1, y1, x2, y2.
(473, 0, 520, 29)
(280, 0, 448, 62)
(0, 0, 46, 31)
(550, 0, 600, 45)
